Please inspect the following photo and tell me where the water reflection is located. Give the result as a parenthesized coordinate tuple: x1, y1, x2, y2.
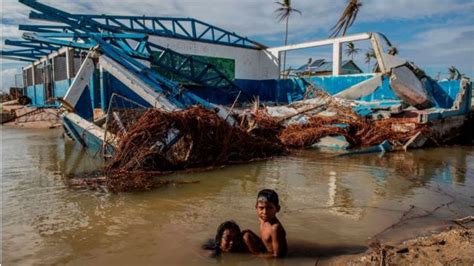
(2, 126, 473, 265)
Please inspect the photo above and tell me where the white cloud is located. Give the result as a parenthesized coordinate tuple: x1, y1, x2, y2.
(358, 0, 474, 22)
(3, 0, 471, 40)
(400, 25, 474, 76)
(0, 64, 24, 91)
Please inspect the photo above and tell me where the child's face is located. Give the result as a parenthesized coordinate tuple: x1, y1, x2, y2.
(256, 200, 279, 222)
(219, 229, 239, 252)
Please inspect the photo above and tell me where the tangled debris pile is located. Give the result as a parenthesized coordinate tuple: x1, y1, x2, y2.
(246, 90, 429, 150)
(69, 85, 434, 192)
(107, 106, 286, 171)
(102, 106, 286, 191)
(96, 95, 430, 192)
(279, 116, 429, 148)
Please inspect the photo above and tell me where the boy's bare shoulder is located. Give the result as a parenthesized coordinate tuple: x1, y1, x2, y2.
(270, 220, 286, 233)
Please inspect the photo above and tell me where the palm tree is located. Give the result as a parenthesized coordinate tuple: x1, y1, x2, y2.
(275, 0, 302, 77)
(330, 0, 363, 38)
(448, 66, 462, 80)
(345, 42, 361, 60)
(370, 46, 398, 72)
(364, 48, 374, 72)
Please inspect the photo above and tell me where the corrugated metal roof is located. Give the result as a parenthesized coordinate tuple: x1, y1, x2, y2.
(294, 59, 355, 73)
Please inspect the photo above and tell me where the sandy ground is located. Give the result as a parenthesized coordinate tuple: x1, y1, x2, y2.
(320, 227, 474, 265)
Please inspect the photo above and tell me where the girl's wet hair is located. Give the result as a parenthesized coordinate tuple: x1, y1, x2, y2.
(202, 220, 242, 257)
(215, 220, 241, 246)
(257, 189, 279, 206)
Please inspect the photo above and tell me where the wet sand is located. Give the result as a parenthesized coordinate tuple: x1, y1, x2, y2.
(323, 227, 473, 265)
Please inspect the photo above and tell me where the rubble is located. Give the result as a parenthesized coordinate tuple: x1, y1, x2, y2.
(97, 96, 431, 191)
(101, 106, 286, 191)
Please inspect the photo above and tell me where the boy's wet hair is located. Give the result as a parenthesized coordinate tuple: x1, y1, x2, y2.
(256, 189, 279, 206)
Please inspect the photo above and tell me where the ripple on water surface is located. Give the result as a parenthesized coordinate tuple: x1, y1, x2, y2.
(2, 126, 473, 265)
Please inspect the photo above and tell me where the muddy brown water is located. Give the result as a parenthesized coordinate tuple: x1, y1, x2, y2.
(1, 126, 473, 265)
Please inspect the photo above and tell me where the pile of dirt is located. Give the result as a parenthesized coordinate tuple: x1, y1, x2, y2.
(326, 228, 474, 265)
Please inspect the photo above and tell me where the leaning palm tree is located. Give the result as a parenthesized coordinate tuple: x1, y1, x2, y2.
(275, 0, 302, 77)
(345, 41, 361, 60)
(448, 66, 462, 80)
(330, 0, 363, 38)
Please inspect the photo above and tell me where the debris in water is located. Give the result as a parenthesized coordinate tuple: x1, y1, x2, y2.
(68, 171, 200, 192)
(103, 106, 286, 191)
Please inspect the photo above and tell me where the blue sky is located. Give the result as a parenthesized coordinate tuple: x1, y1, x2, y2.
(1, 0, 473, 90)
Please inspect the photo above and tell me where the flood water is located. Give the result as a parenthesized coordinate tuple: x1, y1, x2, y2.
(1, 126, 473, 265)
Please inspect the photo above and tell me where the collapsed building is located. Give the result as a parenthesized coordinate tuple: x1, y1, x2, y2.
(1, 0, 472, 185)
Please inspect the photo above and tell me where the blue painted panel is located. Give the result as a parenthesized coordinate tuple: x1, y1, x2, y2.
(108, 75, 153, 108)
(100, 70, 109, 111)
(75, 85, 94, 120)
(63, 116, 107, 154)
(234, 78, 306, 104)
(437, 80, 461, 100)
(26, 86, 35, 105)
(90, 70, 101, 109)
(53, 79, 71, 98)
(440, 81, 471, 118)
(199, 75, 376, 105)
(187, 86, 242, 105)
(431, 80, 460, 109)
(359, 76, 399, 101)
(52, 79, 72, 107)
(35, 84, 45, 106)
(306, 74, 375, 95)
(236, 79, 279, 103)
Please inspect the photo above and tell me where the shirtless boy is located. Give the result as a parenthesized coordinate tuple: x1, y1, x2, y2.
(243, 189, 287, 258)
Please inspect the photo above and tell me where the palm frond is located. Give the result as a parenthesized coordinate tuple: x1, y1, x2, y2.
(329, 0, 363, 38)
(345, 42, 361, 58)
(364, 48, 375, 64)
(378, 33, 393, 47)
(274, 1, 301, 22)
(292, 8, 302, 15)
(448, 66, 462, 80)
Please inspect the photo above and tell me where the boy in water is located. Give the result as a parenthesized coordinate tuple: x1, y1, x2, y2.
(243, 189, 287, 258)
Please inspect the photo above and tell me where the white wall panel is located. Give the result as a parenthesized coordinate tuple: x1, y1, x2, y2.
(149, 36, 279, 80)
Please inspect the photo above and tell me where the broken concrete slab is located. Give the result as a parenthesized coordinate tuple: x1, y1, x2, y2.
(335, 74, 383, 100)
(390, 66, 434, 109)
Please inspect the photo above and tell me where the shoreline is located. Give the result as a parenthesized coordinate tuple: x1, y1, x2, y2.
(320, 226, 473, 265)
